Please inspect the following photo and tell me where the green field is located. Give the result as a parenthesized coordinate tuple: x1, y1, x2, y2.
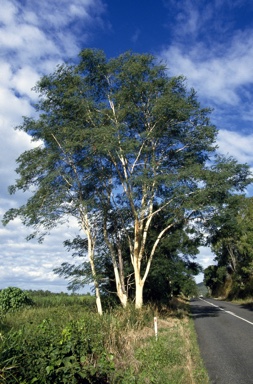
(0, 290, 208, 383)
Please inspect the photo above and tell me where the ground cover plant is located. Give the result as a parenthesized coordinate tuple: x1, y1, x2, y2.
(0, 290, 208, 383)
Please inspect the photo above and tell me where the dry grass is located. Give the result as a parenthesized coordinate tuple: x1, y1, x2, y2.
(103, 300, 209, 383)
(0, 297, 209, 383)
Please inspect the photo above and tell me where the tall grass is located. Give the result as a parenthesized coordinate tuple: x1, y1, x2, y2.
(25, 290, 96, 308)
(0, 294, 209, 383)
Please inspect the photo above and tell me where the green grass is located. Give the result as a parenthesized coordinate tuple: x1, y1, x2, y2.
(129, 317, 209, 384)
(0, 294, 209, 383)
(229, 297, 253, 309)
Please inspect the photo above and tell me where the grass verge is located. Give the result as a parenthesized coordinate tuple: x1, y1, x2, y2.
(0, 295, 209, 383)
(115, 303, 209, 383)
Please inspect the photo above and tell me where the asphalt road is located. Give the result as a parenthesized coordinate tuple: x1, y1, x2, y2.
(190, 298, 253, 384)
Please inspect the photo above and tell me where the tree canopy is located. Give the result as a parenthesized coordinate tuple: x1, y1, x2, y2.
(204, 196, 253, 298)
(3, 49, 252, 311)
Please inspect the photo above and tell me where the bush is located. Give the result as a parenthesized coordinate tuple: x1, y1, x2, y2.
(0, 298, 209, 383)
(0, 287, 34, 314)
(0, 314, 116, 383)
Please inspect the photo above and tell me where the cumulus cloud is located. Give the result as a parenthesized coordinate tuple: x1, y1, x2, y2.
(217, 130, 253, 164)
(160, 1, 253, 136)
(0, 0, 105, 67)
(0, 0, 106, 292)
(0, 216, 84, 292)
(161, 35, 253, 108)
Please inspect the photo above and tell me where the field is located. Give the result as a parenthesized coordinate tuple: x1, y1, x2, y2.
(0, 291, 209, 383)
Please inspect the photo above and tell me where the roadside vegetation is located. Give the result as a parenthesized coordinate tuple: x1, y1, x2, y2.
(2, 47, 252, 382)
(0, 289, 208, 384)
(204, 196, 253, 301)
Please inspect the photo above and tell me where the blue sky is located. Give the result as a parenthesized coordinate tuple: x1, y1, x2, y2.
(1, 0, 253, 292)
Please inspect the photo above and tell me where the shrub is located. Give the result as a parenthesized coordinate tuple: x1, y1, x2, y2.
(0, 314, 116, 383)
(0, 287, 34, 314)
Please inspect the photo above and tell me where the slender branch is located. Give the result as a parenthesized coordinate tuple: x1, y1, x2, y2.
(142, 222, 175, 283)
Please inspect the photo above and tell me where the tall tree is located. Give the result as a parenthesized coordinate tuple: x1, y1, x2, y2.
(206, 196, 253, 295)
(2, 65, 105, 314)
(3, 49, 252, 309)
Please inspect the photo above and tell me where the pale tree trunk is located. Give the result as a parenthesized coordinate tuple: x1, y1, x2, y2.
(135, 283, 144, 309)
(82, 214, 103, 315)
(112, 255, 128, 307)
(52, 134, 103, 315)
(94, 283, 103, 315)
(134, 260, 144, 309)
(87, 236, 103, 315)
(117, 246, 128, 307)
(103, 223, 128, 307)
(87, 235, 103, 315)
(132, 217, 174, 309)
(132, 219, 145, 309)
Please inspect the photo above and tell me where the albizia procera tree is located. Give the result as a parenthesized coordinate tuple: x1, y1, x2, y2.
(3, 49, 251, 310)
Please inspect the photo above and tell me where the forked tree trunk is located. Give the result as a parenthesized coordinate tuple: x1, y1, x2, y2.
(132, 219, 174, 309)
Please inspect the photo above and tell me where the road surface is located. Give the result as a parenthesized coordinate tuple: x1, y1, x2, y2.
(190, 297, 253, 384)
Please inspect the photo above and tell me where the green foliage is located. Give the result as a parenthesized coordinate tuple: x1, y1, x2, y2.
(24, 290, 96, 310)
(0, 316, 115, 383)
(206, 196, 253, 298)
(3, 48, 252, 310)
(0, 287, 34, 314)
(203, 265, 228, 297)
(0, 296, 208, 384)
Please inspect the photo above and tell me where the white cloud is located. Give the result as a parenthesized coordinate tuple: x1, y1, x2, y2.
(0, 87, 32, 122)
(160, 1, 253, 131)
(0, 216, 84, 291)
(217, 130, 253, 165)
(161, 36, 253, 107)
(0, 0, 106, 292)
(1, 0, 105, 74)
(195, 246, 216, 282)
(0, 0, 17, 24)
(11, 67, 40, 99)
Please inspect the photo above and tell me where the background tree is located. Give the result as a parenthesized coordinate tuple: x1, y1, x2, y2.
(141, 209, 201, 302)
(3, 49, 252, 309)
(203, 265, 228, 297)
(205, 196, 253, 298)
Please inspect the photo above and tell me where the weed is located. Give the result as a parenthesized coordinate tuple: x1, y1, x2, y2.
(0, 293, 209, 383)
